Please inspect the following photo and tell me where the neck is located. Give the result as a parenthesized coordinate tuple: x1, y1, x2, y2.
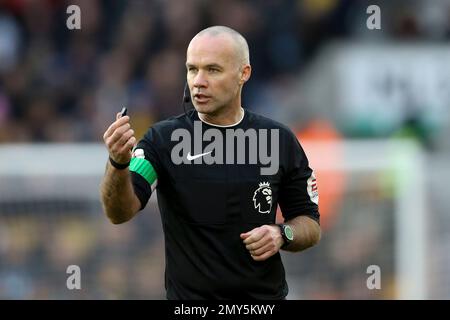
(198, 106, 244, 127)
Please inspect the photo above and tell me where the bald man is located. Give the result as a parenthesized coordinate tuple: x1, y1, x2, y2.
(101, 26, 321, 300)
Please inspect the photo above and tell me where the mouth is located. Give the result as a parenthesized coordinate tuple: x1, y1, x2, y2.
(194, 93, 211, 103)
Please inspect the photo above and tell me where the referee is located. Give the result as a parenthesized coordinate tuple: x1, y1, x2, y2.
(101, 26, 321, 300)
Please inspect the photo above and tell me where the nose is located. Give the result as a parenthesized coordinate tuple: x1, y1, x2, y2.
(193, 70, 208, 89)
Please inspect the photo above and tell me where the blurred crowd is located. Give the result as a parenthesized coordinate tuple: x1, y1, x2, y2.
(3, 0, 450, 299)
(0, 181, 395, 300)
(0, 0, 344, 142)
(3, 0, 450, 143)
(0, 202, 166, 299)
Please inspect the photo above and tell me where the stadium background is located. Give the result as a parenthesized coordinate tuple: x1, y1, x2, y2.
(0, 0, 449, 299)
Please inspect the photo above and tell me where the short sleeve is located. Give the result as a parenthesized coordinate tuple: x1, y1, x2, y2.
(130, 128, 161, 210)
(278, 131, 320, 223)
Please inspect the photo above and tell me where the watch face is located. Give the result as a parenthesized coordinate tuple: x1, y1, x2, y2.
(284, 225, 294, 241)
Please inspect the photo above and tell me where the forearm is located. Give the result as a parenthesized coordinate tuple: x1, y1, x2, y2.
(100, 161, 140, 224)
(283, 215, 321, 252)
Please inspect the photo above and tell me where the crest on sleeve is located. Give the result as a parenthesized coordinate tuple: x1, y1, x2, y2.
(307, 171, 319, 205)
(253, 182, 273, 214)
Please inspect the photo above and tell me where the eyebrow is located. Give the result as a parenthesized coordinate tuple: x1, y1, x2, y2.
(186, 63, 223, 69)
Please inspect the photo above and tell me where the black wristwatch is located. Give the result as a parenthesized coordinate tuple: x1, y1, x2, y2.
(278, 224, 294, 249)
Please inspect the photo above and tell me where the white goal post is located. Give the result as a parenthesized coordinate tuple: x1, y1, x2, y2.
(300, 139, 427, 299)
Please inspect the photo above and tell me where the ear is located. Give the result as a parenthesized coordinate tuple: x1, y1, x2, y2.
(239, 64, 252, 85)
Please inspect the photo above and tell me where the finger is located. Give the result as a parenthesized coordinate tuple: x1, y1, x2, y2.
(108, 123, 131, 145)
(104, 119, 128, 141)
(240, 226, 258, 239)
(245, 234, 270, 251)
(243, 227, 266, 245)
(119, 136, 136, 154)
(252, 250, 276, 261)
(104, 116, 130, 140)
(250, 241, 275, 256)
(116, 129, 134, 148)
(105, 116, 130, 137)
(127, 136, 137, 149)
(240, 232, 250, 240)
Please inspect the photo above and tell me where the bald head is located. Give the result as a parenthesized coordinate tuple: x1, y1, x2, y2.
(185, 25, 252, 117)
(190, 26, 250, 66)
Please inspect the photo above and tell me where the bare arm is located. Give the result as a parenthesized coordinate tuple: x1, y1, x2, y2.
(282, 215, 321, 252)
(100, 112, 141, 224)
(100, 162, 141, 224)
(241, 215, 321, 261)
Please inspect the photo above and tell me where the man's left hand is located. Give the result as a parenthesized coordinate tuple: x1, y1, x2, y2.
(240, 225, 284, 261)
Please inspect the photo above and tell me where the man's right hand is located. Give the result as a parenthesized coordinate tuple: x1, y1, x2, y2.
(103, 112, 136, 166)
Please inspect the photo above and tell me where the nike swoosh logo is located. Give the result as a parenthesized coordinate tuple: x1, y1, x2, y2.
(187, 151, 212, 161)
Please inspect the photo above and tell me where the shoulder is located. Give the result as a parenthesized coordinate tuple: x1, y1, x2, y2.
(245, 109, 297, 141)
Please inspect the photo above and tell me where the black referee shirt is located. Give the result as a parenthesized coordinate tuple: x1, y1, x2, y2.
(129, 109, 319, 300)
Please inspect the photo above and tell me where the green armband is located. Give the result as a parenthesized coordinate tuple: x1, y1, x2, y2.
(129, 158, 158, 186)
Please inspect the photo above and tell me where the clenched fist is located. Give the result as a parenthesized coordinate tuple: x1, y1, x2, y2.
(240, 225, 284, 261)
(103, 112, 136, 165)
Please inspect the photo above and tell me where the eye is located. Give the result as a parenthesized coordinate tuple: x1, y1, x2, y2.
(187, 67, 197, 73)
(208, 67, 220, 73)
